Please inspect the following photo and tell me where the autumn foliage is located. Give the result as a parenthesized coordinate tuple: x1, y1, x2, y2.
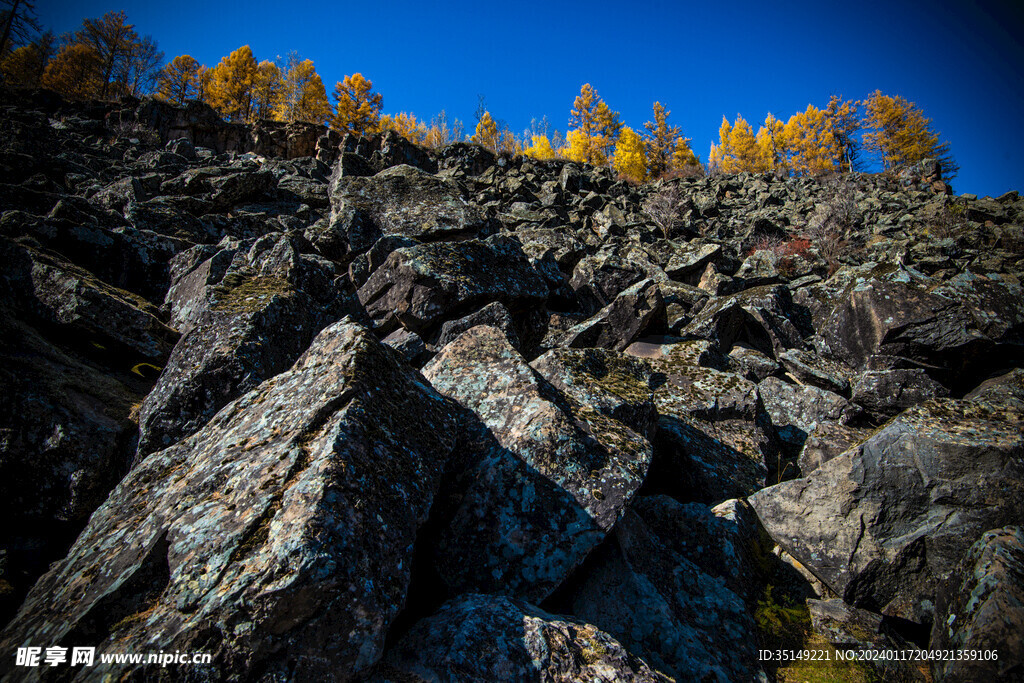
(1, 9, 958, 181)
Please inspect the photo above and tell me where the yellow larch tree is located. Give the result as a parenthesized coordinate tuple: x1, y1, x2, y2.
(861, 90, 957, 176)
(612, 126, 648, 184)
(205, 45, 258, 122)
(670, 136, 701, 173)
(784, 104, 839, 176)
(250, 60, 284, 121)
(41, 43, 102, 99)
(1, 42, 45, 87)
(643, 101, 681, 178)
(331, 73, 382, 134)
(379, 112, 426, 143)
(473, 110, 499, 151)
(274, 55, 331, 124)
(564, 83, 621, 165)
(524, 135, 556, 160)
(157, 54, 200, 105)
(825, 94, 861, 172)
(755, 113, 788, 174)
(710, 115, 760, 172)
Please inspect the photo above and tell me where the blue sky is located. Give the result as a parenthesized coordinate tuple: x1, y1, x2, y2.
(39, 0, 1024, 197)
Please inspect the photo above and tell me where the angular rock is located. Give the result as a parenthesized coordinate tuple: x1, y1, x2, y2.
(797, 422, 870, 475)
(931, 526, 1024, 682)
(567, 504, 766, 683)
(965, 367, 1024, 410)
(435, 300, 520, 351)
(561, 278, 665, 352)
(0, 321, 458, 681)
(778, 348, 851, 394)
(851, 368, 949, 420)
(358, 235, 548, 335)
(758, 376, 861, 448)
(327, 164, 492, 256)
(683, 284, 805, 357)
(750, 398, 1024, 623)
(374, 594, 670, 683)
(137, 234, 357, 456)
(422, 326, 652, 601)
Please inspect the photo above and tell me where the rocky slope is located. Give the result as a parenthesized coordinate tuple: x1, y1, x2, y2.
(0, 90, 1022, 682)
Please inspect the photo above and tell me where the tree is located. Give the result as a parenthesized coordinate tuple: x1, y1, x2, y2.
(250, 60, 283, 121)
(643, 102, 681, 178)
(275, 54, 331, 124)
(41, 43, 101, 99)
(862, 90, 957, 177)
(74, 11, 139, 98)
(613, 126, 648, 183)
(784, 104, 839, 176)
(565, 83, 621, 165)
(379, 112, 426, 143)
(425, 110, 463, 148)
(117, 34, 162, 96)
(472, 110, 499, 151)
(709, 115, 760, 173)
(523, 135, 556, 160)
(0, 30, 51, 87)
(670, 137, 701, 173)
(824, 94, 861, 172)
(331, 72, 382, 134)
(205, 45, 258, 122)
(158, 54, 200, 105)
(755, 112, 788, 174)
(0, 0, 41, 59)
(196, 64, 212, 102)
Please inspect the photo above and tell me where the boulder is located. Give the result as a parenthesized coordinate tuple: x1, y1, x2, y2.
(560, 278, 665, 352)
(0, 321, 458, 681)
(750, 398, 1024, 624)
(422, 326, 652, 601)
(373, 594, 670, 683)
(567, 504, 766, 683)
(357, 235, 548, 335)
(851, 368, 949, 420)
(930, 526, 1024, 682)
(758, 376, 861, 449)
(682, 284, 806, 357)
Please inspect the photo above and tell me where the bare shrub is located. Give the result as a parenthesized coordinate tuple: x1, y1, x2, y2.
(109, 119, 160, 147)
(806, 177, 859, 269)
(643, 182, 688, 239)
(930, 197, 967, 238)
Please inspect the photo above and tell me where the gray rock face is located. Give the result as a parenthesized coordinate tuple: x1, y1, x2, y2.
(0, 321, 458, 681)
(683, 284, 805, 357)
(327, 164, 492, 255)
(136, 234, 358, 457)
(750, 398, 1024, 623)
(358, 235, 549, 335)
(374, 594, 671, 683)
(931, 526, 1024, 682)
(758, 376, 861, 447)
(567, 501, 767, 683)
(422, 326, 652, 601)
(561, 278, 665, 352)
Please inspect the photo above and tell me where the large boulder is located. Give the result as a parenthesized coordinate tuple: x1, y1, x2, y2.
(326, 164, 493, 256)
(422, 326, 652, 601)
(0, 321, 458, 681)
(566, 500, 767, 683)
(373, 594, 671, 683)
(357, 235, 548, 335)
(750, 398, 1024, 625)
(930, 526, 1024, 682)
(682, 284, 806, 357)
(136, 234, 358, 457)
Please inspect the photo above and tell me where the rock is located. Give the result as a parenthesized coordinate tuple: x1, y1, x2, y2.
(327, 164, 492, 256)
(778, 348, 851, 394)
(373, 594, 671, 683)
(639, 341, 773, 502)
(561, 278, 665, 352)
(823, 279, 989, 387)
(435, 300, 520, 351)
(665, 241, 722, 283)
(930, 526, 1024, 682)
(727, 343, 781, 381)
(566, 504, 767, 683)
(797, 423, 870, 475)
(851, 368, 949, 420)
(965, 368, 1024, 410)
(358, 235, 548, 335)
(0, 321, 458, 681)
(758, 376, 861, 449)
(807, 599, 923, 679)
(750, 398, 1024, 624)
(0, 238, 178, 362)
(381, 327, 427, 365)
(422, 326, 652, 601)
(683, 284, 806, 357)
(137, 234, 357, 457)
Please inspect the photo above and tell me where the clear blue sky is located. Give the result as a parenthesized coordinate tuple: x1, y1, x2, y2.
(39, 0, 1024, 197)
